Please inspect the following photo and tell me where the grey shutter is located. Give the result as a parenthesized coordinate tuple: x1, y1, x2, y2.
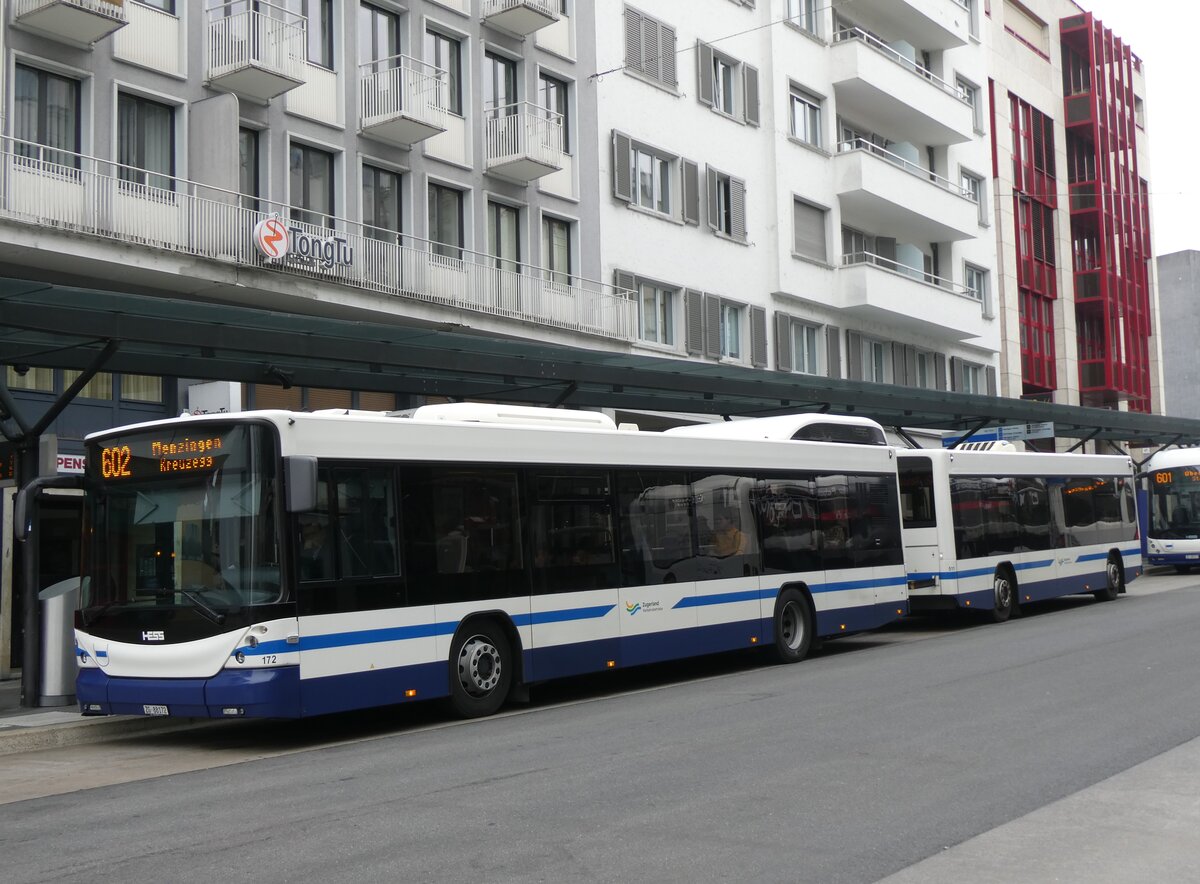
(793, 200, 826, 261)
(934, 353, 947, 390)
(681, 159, 700, 225)
(612, 130, 632, 202)
(876, 236, 897, 265)
(642, 18, 660, 82)
(696, 41, 714, 107)
(706, 166, 718, 230)
(950, 356, 963, 392)
(624, 8, 644, 74)
(730, 177, 747, 242)
(892, 343, 908, 387)
(775, 312, 793, 372)
(743, 64, 760, 126)
(685, 289, 704, 355)
(905, 346, 918, 387)
(846, 330, 863, 381)
(986, 365, 998, 396)
(660, 24, 677, 87)
(750, 305, 767, 368)
(614, 269, 636, 296)
(704, 294, 722, 359)
(826, 325, 841, 378)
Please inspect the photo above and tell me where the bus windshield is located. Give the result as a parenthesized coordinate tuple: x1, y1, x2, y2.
(81, 423, 283, 629)
(1150, 464, 1200, 537)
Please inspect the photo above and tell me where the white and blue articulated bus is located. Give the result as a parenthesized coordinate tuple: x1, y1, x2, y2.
(1140, 447, 1200, 571)
(75, 405, 907, 720)
(896, 445, 1142, 620)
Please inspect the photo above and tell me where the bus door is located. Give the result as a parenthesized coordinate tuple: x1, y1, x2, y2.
(898, 457, 941, 594)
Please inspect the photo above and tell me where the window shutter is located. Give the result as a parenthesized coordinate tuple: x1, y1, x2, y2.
(775, 312, 793, 372)
(730, 177, 747, 242)
(614, 269, 637, 296)
(681, 159, 700, 225)
(706, 166, 718, 230)
(934, 353, 947, 391)
(704, 294, 722, 359)
(624, 8, 644, 74)
(612, 130, 632, 202)
(892, 343, 908, 387)
(743, 64, 760, 126)
(696, 41, 714, 107)
(876, 236, 897, 264)
(659, 24, 677, 87)
(905, 346, 918, 387)
(950, 356, 963, 392)
(750, 305, 767, 367)
(986, 365, 998, 396)
(793, 200, 826, 262)
(826, 325, 841, 378)
(846, 331, 863, 381)
(685, 289, 704, 355)
(642, 18, 660, 81)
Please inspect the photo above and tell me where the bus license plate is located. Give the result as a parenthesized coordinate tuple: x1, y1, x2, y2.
(143, 705, 169, 716)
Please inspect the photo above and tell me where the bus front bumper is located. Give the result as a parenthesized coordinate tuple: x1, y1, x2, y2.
(77, 666, 301, 719)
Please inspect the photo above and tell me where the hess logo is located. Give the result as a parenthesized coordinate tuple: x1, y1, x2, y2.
(141, 630, 165, 642)
(253, 216, 290, 260)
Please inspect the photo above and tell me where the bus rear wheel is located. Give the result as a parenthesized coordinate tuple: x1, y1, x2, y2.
(449, 623, 513, 718)
(990, 568, 1015, 623)
(1094, 554, 1123, 602)
(773, 589, 813, 664)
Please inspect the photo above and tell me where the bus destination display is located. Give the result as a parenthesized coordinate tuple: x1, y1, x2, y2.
(97, 433, 227, 480)
(1153, 467, 1200, 486)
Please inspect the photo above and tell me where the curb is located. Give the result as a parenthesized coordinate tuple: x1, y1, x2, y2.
(0, 714, 207, 756)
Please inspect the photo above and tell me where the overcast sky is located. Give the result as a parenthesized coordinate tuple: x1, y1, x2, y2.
(1075, 0, 1199, 256)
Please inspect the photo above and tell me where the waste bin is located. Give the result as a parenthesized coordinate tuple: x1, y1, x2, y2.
(39, 577, 80, 706)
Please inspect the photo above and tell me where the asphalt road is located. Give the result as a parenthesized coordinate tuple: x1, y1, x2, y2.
(3, 574, 1199, 883)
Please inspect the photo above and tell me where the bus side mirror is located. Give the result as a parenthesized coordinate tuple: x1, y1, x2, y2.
(285, 456, 318, 512)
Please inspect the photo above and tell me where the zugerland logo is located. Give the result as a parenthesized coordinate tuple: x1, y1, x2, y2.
(142, 630, 165, 642)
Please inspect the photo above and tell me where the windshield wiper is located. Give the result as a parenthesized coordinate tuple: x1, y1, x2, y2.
(180, 588, 226, 626)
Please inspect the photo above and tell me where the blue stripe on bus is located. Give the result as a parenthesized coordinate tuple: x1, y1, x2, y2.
(671, 575, 906, 611)
(911, 559, 1055, 582)
(513, 605, 617, 626)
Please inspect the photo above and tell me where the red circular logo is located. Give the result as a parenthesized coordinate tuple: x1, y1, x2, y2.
(253, 216, 290, 260)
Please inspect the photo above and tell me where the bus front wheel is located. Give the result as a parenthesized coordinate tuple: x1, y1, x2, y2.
(990, 568, 1015, 623)
(772, 589, 813, 664)
(1094, 554, 1123, 602)
(449, 622, 513, 718)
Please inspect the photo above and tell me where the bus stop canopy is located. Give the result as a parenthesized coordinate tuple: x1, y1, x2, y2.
(3, 276, 1199, 449)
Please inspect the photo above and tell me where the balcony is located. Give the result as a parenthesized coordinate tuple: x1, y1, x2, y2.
(206, 3, 307, 103)
(831, 28, 974, 145)
(837, 252, 985, 340)
(481, 0, 559, 37)
(839, 0, 970, 50)
(484, 102, 565, 183)
(835, 140, 980, 242)
(359, 55, 449, 147)
(0, 137, 636, 343)
(12, 0, 127, 47)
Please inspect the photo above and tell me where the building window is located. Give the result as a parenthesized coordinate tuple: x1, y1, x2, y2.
(139, 0, 176, 13)
(961, 169, 986, 223)
(707, 167, 746, 241)
(487, 201, 520, 272)
(483, 51, 518, 121)
(789, 85, 821, 147)
(965, 264, 988, 303)
(696, 42, 758, 125)
(791, 321, 820, 375)
(239, 128, 260, 212)
(712, 53, 735, 115)
(637, 282, 675, 346)
(862, 338, 888, 383)
(362, 164, 401, 242)
(957, 76, 982, 131)
(5, 366, 54, 393)
(720, 301, 743, 359)
(14, 64, 80, 169)
(121, 375, 163, 403)
(793, 198, 827, 262)
(542, 215, 571, 285)
(425, 29, 462, 115)
(428, 182, 464, 259)
(289, 143, 335, 228)
(961, 362, 983, 394)
(117, 93, 175, 191)
(539, 73, 570, 152)
(623, 5, 677, 89)
(632, 145, 672, 215)
(915, 351, 933, 389)
(289, 0, 334, 68)
(359, 2, 400, 70)
(787, 0, 817, 34)
(63, 370, 113, 400)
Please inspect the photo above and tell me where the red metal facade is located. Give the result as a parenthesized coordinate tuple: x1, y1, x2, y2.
(1060, 13, 1152, 412)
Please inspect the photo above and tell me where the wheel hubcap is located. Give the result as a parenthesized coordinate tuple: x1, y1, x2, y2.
(781, 601, 804, 651)
(996, 578, 1012, 609)
(1108, 562, 1122, 589)
(458, 636, 501, 697)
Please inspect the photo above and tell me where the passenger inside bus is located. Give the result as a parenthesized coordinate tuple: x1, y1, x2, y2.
(712, 510, 748, 557)
(1172, 506, 1191, 528)
(299, 515, 334, 581)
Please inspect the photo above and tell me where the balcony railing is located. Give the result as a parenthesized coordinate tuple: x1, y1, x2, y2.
(482, 0, 559, 36)
(833, 27, 970, 104)
(484, 101, 565, 182)
(359, 54, 449, 146)
(841, 251, 978, 300)
(837, 138, 975, 200)
(206, 2, 307, 102)
(13, 0, 127, 45)
(0, 137, 636, 342)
